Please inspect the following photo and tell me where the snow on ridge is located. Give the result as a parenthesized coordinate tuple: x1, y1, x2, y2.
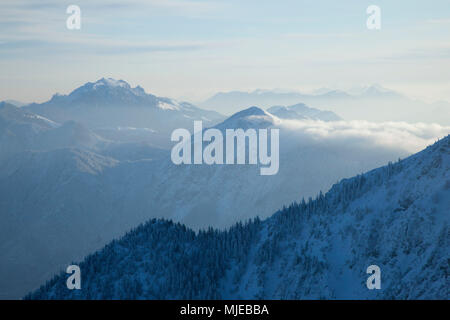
(215, 106, 281, 129)
(117, 126, 156, 133)
(158, 101, 180, 111)
(24, 113, 59, 128)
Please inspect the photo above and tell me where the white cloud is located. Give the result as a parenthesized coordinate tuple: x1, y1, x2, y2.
(280, 119, 449, 154)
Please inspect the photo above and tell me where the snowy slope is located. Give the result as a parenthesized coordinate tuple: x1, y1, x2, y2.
(27, 135, 449, 299)
(201, 86, 450, 125)
(214, 106, 279, 129)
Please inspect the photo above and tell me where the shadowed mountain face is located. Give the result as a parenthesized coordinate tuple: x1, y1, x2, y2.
(0, 102, 57, 161)
(0, 102, 104, 161)
(201, 86, 450, 125)
(26, 136, 449, 300)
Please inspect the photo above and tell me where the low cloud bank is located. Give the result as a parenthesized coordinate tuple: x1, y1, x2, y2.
(280, 119, 449, 154)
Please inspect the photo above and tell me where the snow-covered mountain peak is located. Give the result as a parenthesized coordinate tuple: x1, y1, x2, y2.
(215, 106, 278, 130)
(230, 106, 267, 118)
(28, 78, 222, 120)
(68, 78, 142, 98)
(132, 85, 146, 96)
(355, 84, 403, 99)
(93, 78, 131, 89)
(88, 78, 150, 97)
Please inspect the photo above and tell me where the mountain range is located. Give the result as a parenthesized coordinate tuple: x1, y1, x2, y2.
(267, 103, 341, 121)
(0, 79, 448, 299)
(26, 135, 449, 299)
(23, 78, 225, 149)
(201, 85, 450, 125)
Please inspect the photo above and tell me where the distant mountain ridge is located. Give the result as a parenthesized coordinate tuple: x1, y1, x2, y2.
(26, 135, 449, 299)
(201, 85, 397, 112)
(23, 78, 225, 148)
(267, 103, 341, 121)
(201, 85, 450, 125)
(0, 100, 28, 107)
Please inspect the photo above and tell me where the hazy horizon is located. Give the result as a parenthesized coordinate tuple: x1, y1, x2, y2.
(5, 78, 447, 106)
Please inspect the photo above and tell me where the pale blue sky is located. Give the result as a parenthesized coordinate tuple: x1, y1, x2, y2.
(1, 0, 449, 103)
